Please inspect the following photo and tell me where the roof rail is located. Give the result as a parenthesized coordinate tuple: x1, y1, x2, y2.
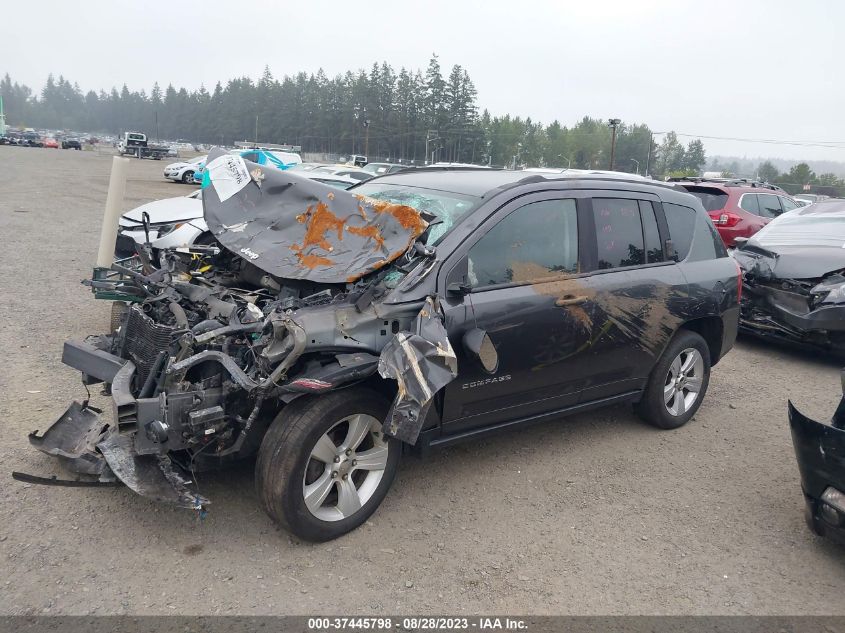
(669, 176, 784, 192)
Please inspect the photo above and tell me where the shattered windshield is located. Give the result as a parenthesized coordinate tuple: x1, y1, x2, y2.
(351, 182, 480, 244)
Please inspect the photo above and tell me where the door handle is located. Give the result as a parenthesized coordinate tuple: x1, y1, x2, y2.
(555, 295, 588, 307)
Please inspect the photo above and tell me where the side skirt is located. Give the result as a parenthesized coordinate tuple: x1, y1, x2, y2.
(411, 390, 642, 457)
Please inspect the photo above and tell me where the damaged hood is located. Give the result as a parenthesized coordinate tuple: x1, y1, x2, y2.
(202, 148, 428, 284)
(734, 245, 845, 280)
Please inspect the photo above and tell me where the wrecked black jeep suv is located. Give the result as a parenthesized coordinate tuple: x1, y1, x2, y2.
(18, 149, 740, 541)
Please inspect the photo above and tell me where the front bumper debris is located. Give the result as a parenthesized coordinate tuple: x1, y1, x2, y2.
(16, 343, 208, 510)
(788, 396, 845, 544)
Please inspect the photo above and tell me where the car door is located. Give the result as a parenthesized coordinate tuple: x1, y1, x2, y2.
(439, 192, 595, 434)
(571, 195, 688, 402)
(757, 193, 784, 221)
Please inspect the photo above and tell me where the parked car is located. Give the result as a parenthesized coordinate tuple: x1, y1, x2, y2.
(163, 155, 207, 184)
(297, 172, 360, 189)
(362, 162, 407, 176)
(21, 132, 42, 147)
(61, 137, 82, 150)
(789, 384, 845, 545)
(310, 165, 373, 182)
(733, 199, 845, 354)
(18, 154, 739, 541)
(194, 148, 302, 182)
(795, 194, 829, 206)
(113, 189, 208, 257)
(673, 178, 800, 247)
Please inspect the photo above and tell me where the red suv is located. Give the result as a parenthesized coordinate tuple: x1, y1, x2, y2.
(674, 178, 800, 247)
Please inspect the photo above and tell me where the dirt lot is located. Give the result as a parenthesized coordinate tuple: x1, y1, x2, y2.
(1, 146, 844, 616)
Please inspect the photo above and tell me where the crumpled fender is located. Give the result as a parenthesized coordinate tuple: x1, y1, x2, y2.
(377, 296, 458, 444)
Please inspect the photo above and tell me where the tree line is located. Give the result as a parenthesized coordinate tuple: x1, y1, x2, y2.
(1, 56, 707, 174)
(752, 160, 845, 197)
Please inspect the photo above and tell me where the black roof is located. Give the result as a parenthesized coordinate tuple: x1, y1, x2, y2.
(368, 167, 677, 198)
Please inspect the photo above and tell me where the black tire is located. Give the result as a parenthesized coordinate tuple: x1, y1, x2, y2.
(635, 329, 711, 430)
(182, 170, 194, 184)
(256, 388, 400, 541)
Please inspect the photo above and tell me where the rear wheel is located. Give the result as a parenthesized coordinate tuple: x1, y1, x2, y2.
(256, 389, 400, 541)
(635, 330, 710, 429)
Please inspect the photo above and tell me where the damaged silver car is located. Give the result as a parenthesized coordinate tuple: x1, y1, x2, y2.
(733, 199, 845, 354)
(16, 150, 739, 540)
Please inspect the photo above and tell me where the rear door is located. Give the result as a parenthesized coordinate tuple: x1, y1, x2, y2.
(439, 192, 594, 433)
(569, 194, 688, 402)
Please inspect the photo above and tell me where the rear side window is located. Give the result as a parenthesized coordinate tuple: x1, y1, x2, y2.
(682, 186, 728, 212)
(757, 194, 783, 219)
(662, 203, 696, 260)
(468, 199, 578, 288)
(593, 198, 645, 269)
(781, 197, 798, 212)
(740, 194, 759, 214)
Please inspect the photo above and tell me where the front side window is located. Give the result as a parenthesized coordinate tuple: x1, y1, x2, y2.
(740, 194, 759, 214)
(593, 198, 645, 269)
(467, 199, 578, 288)
(757, 194, 783, 219)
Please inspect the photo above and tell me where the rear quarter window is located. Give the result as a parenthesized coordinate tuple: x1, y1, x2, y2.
(663, 202, 726, 261)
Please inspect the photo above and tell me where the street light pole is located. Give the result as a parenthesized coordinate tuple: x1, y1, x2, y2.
(631, 158, 640, 175)
(607, 118, 621, 170)
(363, 119, 370, 160)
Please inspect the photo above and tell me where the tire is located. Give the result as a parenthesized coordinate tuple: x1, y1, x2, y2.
(256, 388, 400, 541)
(635, 329, 711, 430)
(182, 170, 194, 184)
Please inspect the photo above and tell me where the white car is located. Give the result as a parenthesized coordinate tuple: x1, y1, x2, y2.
(309, 165, 373, 182)
(115, 190, 210, 256)
(163, 155, 207, 184)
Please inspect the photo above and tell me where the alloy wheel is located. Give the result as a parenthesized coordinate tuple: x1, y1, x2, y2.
(663, 347, 704, 417)
(302, 414, 388, 522)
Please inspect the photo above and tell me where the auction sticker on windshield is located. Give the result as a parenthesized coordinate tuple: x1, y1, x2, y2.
(207, 153, 250, 202)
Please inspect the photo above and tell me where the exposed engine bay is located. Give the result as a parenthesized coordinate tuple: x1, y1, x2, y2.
(15, 149, 458, 509)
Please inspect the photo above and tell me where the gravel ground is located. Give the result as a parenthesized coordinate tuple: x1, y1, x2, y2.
(1, 146, 844, 616)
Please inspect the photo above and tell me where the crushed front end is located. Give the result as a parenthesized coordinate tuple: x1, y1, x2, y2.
(789, 390, 845, 544)
(734, 246, 845, 354)
(16, 148, 460, 511)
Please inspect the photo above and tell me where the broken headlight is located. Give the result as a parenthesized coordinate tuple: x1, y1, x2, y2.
(811, 277, 845, 306)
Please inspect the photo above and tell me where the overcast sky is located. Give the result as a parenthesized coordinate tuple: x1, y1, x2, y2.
(2, 0, 842, 162)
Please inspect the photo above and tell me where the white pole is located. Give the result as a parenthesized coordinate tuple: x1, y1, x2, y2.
(96, 156, 131, 267)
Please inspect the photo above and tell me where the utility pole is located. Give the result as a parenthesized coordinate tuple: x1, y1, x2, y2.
(607, 118, 621, 170)
(0, 96, 6, 136)
(254, 114, 259, 149)
(154, 111, 159, 143)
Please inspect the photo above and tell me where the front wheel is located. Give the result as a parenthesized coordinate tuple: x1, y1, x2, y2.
(182, 170, 195, 184)
(255, 389, 400, 541)
(635, 329, 711, 429)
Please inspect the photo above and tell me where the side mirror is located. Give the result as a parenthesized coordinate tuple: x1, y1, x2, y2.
(447, 281, 471, 296)
(463, 328, 498, 374)
(734, 237, 749, 247)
